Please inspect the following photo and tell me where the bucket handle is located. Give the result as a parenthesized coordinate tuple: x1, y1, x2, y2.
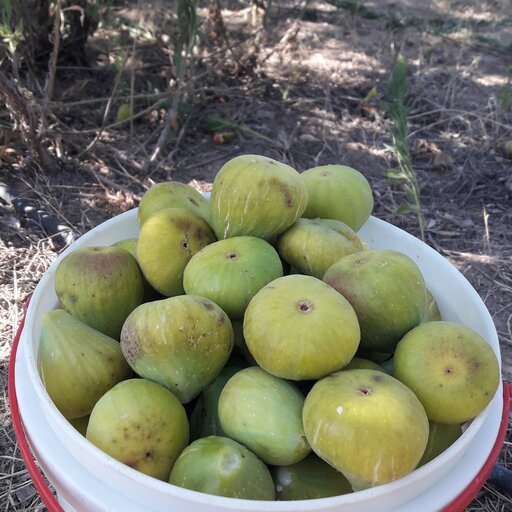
(8, 297, 64, 512)
(8, 298, 512, 512)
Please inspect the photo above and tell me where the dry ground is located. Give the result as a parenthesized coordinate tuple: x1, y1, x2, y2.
(1, 0, 511, 510)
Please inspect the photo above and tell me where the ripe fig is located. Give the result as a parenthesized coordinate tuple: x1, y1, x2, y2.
(55, 246, 145, 339)
(169, 436, 275, 500)
(323, 249, 427, 353)
(343, 357, 385, 372)
(244, 275, 360, 380)
(111, 237, 138, 254)
(111, 238, 164, 303)
(120, 295, 234, 403)
(210, 154, 308, 240)
(301, 164, 374, 231)
(189, 365, 242, 441)
(423, 288, 442, 322)
(271, 453, 352, 500)
(218, 366, 310, 466)
(277, 218, 365, 279)
(68, 415, 89, 436)
(138, 181, 211, 226)
(137, 208, 216, 297)
(418, 421, 463, 467)
(394, 321, 500, 424)
(39, 309, 132, 419)
(86, 378, 189, 481)
(183, 236, 283, 320)
(303, 369, 429, 490)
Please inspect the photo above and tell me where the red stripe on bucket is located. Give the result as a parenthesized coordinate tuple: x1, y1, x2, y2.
(8, 297, 64, 511)
(7, 298, 511, 512)
(442, 381, 512, 511)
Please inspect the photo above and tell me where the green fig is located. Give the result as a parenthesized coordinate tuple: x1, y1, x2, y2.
(418, 421, 463, 467)
(277, 218, 365, 279)
(183, 236, 283, 320)
(379, 357, 395, 375)
(111, 238, 164, 303)
(423, 288, 442, 322)
(68, 415, 89, 436)
(86, 378, 189, 481)
(218, 366, 310, 466)
(303, 369, 429, 491)
(169, 436, 275, 500)
(356, 348, 393, 363)
(111, 238, 138, 255)
(138, 181, 211, 226)
(244, 275, 360, 380)
(323, 249, 427, 353)
(137, 208, 216, 297)
(55, 246, 145, 339)
(394, 321, 500, 424)
(271, 453, 352, 500)
(39, 309, 132, 419)
(231, 320, 257, 366)
(189, 365, 242, 441)
(210, 154, 308, 240)
(120, 295, 234, 403)
(343, 357, 385, 372)
(301, 164, 374, 231)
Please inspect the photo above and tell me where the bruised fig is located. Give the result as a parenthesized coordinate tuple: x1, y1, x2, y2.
(244, 275, 360, 380)
(137, 181, 211, 226)
(39, 309, 132, 419)
(169, 436, 275, 500)
(303, 369, 429, 490)
(271, 453, 352, 500)
(55, 246, 145, 339)
(323, 250, 427, 353)
(277, 218, 365, 279)
(218, 366, 310, 466)
(86, 378, 189, 481)
(210, 154, 308, 240)
(394, 321, 500, 424)
(137, 208, 216, 297)
(120, 295, 234, 403)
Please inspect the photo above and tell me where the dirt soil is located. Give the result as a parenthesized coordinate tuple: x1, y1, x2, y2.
(1, 0, 511, 510)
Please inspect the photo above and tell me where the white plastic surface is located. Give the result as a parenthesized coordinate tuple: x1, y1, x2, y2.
(16, 207, 503, 512)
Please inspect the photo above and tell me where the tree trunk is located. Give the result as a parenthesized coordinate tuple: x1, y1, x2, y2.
(10, 0, 96, 70)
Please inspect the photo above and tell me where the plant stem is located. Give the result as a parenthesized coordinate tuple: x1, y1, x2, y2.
(384, 55, 425, 241)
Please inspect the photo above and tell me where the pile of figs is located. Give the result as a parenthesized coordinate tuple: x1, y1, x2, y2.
(38, 154, 500, 501)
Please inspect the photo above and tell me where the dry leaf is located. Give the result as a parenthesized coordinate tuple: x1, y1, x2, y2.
(432, 151, 453, 171)
(0, 146, 21, 165)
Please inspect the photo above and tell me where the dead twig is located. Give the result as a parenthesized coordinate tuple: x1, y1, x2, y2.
(0, 74, 51, 168)
(38, 0, 62, 143)
(78, 46, 131, 158)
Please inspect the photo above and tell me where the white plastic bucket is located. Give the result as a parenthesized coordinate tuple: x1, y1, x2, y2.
(13, 208, 505, 512)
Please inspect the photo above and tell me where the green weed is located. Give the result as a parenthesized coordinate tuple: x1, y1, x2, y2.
(499, 65, 512, 112)
(383, 55, 425, 241)
(0, 0, 24, 60)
